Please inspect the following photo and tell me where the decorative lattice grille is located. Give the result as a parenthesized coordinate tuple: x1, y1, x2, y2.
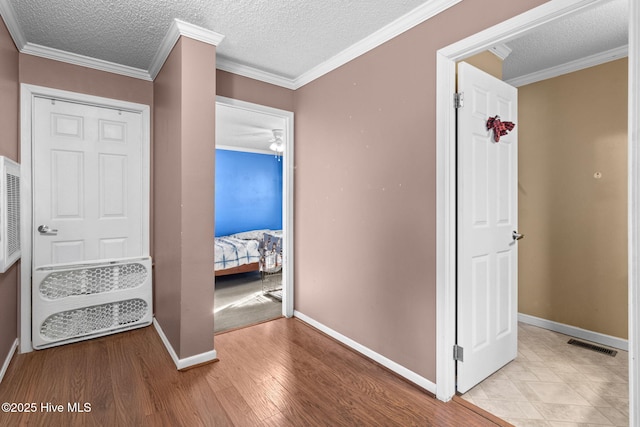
(39, 263, 148, 299)
(40, 298, 148, 340)
(5, 172, 20, 257)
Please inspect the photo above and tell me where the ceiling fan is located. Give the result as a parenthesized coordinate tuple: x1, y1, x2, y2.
(269, 129, 284, 153)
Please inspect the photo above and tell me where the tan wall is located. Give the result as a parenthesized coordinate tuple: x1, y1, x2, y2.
(154, 37, 216, 358)
(293, 0, 547, 381)
(518, 59, 628, 339)
(153, 39, 183, 353)
(19, 55, 153, 106)
(178, 37, 216, 357)
(463, 51, 503, 79)
(217, 70, 294, 112)
(0, 18, 19, 366)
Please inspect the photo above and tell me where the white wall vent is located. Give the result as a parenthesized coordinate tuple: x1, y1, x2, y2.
(0, 157, 20, 273)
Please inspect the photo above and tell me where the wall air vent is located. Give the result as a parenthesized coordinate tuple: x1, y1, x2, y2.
(0, 157, 20, 273)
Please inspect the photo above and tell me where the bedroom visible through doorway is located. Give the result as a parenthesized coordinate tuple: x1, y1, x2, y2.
(213, 97, 294, 333)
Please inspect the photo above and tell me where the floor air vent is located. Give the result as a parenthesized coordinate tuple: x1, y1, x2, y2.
(567, 339, 617, 357)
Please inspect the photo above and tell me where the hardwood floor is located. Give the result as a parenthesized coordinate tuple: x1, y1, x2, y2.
(0, 318, 505, 426)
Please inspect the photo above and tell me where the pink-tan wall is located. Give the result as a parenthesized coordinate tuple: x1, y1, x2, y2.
(19, 55, 153, 106)
(0, 18, 19, 369)
(293, 0, 547, 381)
(154, 37, 216, 358)
(153, 39, 183, 353)
(217, 70, 294, 112)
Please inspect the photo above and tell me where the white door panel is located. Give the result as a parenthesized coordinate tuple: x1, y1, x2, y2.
(33, 97, 144, 267)
(31, 94, 151, 350)
(457, 62, 518, 393)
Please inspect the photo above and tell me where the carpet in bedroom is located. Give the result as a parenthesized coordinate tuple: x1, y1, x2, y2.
(214, 271, 282, 333)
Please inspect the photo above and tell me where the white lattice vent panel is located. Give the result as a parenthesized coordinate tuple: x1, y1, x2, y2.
(40, 298, 148, 341)
(0, 156, 20, 273)
(39, 262, 148, 299)
(32, 257, 152, 349)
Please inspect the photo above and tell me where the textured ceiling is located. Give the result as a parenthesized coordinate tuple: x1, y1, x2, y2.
(4, 0, 629, 85)
(502, 0, 628, 81)
(3, 0, 629, 151)
(216, 103, 286, 153)
(8, 0, 429, 80)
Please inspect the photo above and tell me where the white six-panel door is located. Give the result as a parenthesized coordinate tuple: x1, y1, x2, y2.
(456, 62, 519, 393)
(32, 97, 145, 266)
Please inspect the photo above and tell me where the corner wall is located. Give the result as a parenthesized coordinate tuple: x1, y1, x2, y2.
(518, 58, 628, 339)
(0, 17, 19, 375)
(154, 36, 216, 359)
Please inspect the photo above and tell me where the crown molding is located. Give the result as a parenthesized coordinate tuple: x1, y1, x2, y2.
(489, 43, 512, 60)
(21, 42, 153, 80)
(0, 0, 26, 49)
(1, 0, 152, 80)
(216, 57, 297, 89)
(174, 19, 225, 46)
(3, 0, 459, 88)
(292, 0, 461, 88)
(149, 18, 225, 80)
(505, 44, 628, 87)
(214, 0, 461, 90)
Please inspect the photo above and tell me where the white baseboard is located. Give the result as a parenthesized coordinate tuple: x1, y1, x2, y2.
(518, 313, 628, 351)
(153, 318, 217, 370)
(0, 339, 18, 384)
(293, 311, 436, 394)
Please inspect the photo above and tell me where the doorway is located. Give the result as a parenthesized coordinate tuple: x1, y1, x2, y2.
(457, 56, 629, 425)
(435, 0, 639, 424)
(213, 96, 294, 332)
(19, 84, 152, 353)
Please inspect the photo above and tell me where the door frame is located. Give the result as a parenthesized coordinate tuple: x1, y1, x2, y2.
(214, 96, 295, 318)
(435, 0, 639, 424)
(19, 84, 151, 353)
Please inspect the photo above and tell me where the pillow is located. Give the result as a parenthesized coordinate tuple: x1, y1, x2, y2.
(229, 229, 271, 240)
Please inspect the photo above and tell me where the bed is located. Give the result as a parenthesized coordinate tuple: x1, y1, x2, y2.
(214, 229, 282, 277)
(214, 236, 261, 276)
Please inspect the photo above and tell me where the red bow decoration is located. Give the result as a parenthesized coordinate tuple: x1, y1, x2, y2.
(486, 116, 515, 142)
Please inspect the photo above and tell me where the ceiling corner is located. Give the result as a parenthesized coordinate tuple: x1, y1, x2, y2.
(149, 18, 225, 81)
(0, 0, 26, 50)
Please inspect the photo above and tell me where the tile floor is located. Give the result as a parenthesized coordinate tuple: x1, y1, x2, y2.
(461, 323, 629, 426)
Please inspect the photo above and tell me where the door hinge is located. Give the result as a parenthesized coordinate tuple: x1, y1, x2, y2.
(454, 92, 464, 109)
(453, 344, 464, 362)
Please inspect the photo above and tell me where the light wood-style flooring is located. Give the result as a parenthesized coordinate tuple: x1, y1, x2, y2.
(0, 318, 506, 426)
(462, 323, 629, 426)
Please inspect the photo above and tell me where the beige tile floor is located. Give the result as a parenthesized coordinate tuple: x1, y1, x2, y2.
(461, 323, 629, 426)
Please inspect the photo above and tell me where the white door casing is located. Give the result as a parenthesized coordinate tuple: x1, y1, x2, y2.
(436, 0, 637, 422)
(456, 62, 518, 393)
(32, 97, 145, 266)
(215, 96, 295, 319)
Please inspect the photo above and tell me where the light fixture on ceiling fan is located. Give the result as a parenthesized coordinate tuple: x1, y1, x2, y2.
(269, 129, 284, 157)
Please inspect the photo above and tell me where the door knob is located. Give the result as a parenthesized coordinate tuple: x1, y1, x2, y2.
(38, 225, 58, 235)
(512, 230, 524, 241)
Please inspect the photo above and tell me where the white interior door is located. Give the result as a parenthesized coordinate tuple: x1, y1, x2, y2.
(32, 97, 145, 267)
(456, 62, 519, 393)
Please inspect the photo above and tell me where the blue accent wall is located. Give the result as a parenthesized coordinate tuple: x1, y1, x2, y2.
(215, 149, 283, 237)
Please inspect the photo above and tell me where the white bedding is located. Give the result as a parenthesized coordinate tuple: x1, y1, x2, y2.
(214, 237, 260, 271)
